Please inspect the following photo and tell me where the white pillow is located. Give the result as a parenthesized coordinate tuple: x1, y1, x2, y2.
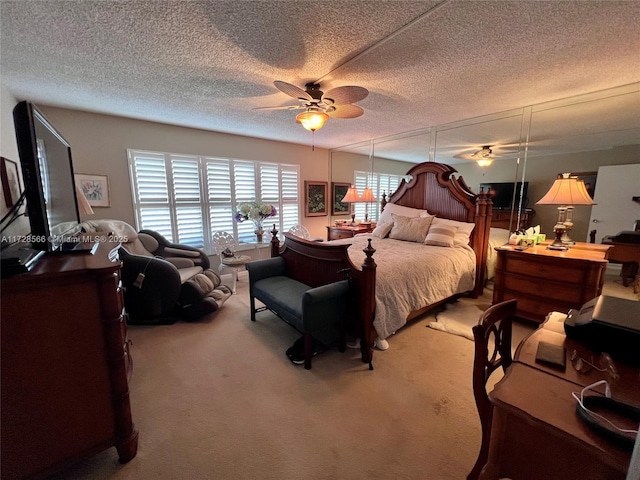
(389, 214, 434, 243)
(379, 202, 429, 226)
(431, 217, 475, 246)
(372, 222, 394, 238)
(424, 224, 458, 247)
(489, 227, 510, 246)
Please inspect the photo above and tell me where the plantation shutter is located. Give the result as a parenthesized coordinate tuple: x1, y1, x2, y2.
(234, 161, 257, 241)
(279, 164, 299, 232)
(129, 150, 173, 241)
(205, 158, 234, 239)
(171, 155, 204, 248)
(128, 149, 300, 252)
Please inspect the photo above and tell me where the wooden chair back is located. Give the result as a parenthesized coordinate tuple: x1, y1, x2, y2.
(467, 299, 516, 480)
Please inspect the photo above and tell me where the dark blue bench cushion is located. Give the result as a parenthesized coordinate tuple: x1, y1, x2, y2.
(253, 276, 310, 328)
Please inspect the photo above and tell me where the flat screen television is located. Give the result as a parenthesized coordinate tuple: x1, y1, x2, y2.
(479, 181, 529, 210)
(13, 101, 83, 252)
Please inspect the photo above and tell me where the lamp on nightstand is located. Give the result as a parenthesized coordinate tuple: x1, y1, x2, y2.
(536, 173, 596, 250)
(341, 185, 361, 226)
(360, 187, 377, 223)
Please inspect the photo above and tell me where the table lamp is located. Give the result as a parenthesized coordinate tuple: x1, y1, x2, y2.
(341, 185, 361, 225)
(75, 184, 94, 216)
(536, 173, 595, 250)
(360, 187, 377, 223)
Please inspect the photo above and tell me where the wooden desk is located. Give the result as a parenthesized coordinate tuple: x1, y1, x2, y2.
(479, 314, 640, 480)
(492, 243, 610, 323)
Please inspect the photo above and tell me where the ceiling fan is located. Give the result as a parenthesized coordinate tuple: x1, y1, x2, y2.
(255, 81, 369, 132)
(471, 146, 495, 167)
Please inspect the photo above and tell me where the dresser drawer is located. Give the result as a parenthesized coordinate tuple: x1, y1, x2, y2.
(500, 273, 584, 304)
(328, 228, 353, 240)
(502, 256, 586, 283)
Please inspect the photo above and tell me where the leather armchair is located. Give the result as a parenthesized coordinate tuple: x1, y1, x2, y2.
(80, 220, 231, 324)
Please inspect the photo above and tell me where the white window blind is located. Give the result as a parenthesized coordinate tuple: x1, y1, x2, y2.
(354, 170, 402, 222)
(128, 149, 300, 252)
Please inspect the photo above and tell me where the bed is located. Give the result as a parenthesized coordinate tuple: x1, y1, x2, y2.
(268, 161, 492, 368)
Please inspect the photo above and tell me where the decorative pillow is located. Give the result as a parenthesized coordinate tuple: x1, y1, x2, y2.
(389, 214, 434, 243)
(379, 202, 429, 226)
(372, 222, 394, 238)
(424, 224, 458, 247)
(431, 217, 475, 246)
(489, 227, 510, 246)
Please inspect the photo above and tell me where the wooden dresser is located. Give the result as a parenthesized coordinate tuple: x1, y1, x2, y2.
(492, 242, 610, 323)
(1, 242, 138, 479)
(326, 224, 374, 241)
(491, 208, 535, 231)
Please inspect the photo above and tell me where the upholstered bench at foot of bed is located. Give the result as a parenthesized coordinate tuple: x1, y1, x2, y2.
(247, 257, 352, 370)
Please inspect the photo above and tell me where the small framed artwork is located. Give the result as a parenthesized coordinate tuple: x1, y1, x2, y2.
(305, 181, 328, 217)
(332, 182, 350, 216)
(75, 173, 111, 207)
(567, 171, 597, 199)
(1, 157, 22, 208)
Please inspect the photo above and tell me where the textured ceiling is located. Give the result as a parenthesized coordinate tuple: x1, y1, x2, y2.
(1, 0, 639, 159)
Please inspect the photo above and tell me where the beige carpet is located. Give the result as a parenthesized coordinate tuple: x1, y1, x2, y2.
(50, 270, 636, 480)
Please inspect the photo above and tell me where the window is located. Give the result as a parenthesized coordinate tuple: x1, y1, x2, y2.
(128, 149, 300, 252)
(353, 170, 402, 221)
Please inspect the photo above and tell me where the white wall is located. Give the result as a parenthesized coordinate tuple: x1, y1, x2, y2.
(34, 106, 331, 240)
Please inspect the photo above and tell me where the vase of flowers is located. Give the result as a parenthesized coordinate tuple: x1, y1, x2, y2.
(234, 201, 277, 242)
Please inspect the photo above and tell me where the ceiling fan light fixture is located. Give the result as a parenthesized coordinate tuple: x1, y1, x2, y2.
(472, 145, 494, 166)
(296, 110, 329, 132)
(476, 158, 494, 167)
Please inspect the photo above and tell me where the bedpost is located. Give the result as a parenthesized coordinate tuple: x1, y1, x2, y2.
(472, 191, 492, 297)
(358, 238, 377, 370)
(270, 224, 280, 258)
(380, 191, 387, 212)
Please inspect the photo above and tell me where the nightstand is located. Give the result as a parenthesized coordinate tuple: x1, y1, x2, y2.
(326, 224, 374, 241)
(492, 242, 610, 323)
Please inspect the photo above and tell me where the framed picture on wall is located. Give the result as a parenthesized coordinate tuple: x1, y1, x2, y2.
(332, 182, 350, 215)
(305, 181, 328, 217)
(1, 157, 22, 209)
(567, 171, 597, 200)
(75, 173, 111, 207)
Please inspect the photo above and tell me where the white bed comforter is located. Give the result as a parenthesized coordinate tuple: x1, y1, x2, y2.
(329, 235, 476, 339)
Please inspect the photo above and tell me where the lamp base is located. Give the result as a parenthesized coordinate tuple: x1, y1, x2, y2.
(351, 213, 356, 226)
(547, 224, 569, 251)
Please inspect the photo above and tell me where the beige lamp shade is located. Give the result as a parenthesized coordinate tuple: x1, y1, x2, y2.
(360, 187, 377, 202)
(341, 185, 361, 203)
(75, 184, 94, 215)
(536, 174, 596, 206)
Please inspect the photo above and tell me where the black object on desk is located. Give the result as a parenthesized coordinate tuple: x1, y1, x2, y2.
(565, 295, 640, 366)
(535, 341, 567, 370)
(0, 245, 44, 277)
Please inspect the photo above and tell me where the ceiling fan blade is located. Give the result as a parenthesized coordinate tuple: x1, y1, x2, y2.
(323, 86, 369, 105)
(274, 81, 312, 101)
(328, 104, 364, 119)
(253, 105, 305, 111)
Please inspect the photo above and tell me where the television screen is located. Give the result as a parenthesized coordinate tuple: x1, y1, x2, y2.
(13, 101, 81, 251)
(480, 182, 529, 210)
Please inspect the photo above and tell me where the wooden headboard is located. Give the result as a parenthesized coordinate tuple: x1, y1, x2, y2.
(383, 162, 492, 296)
